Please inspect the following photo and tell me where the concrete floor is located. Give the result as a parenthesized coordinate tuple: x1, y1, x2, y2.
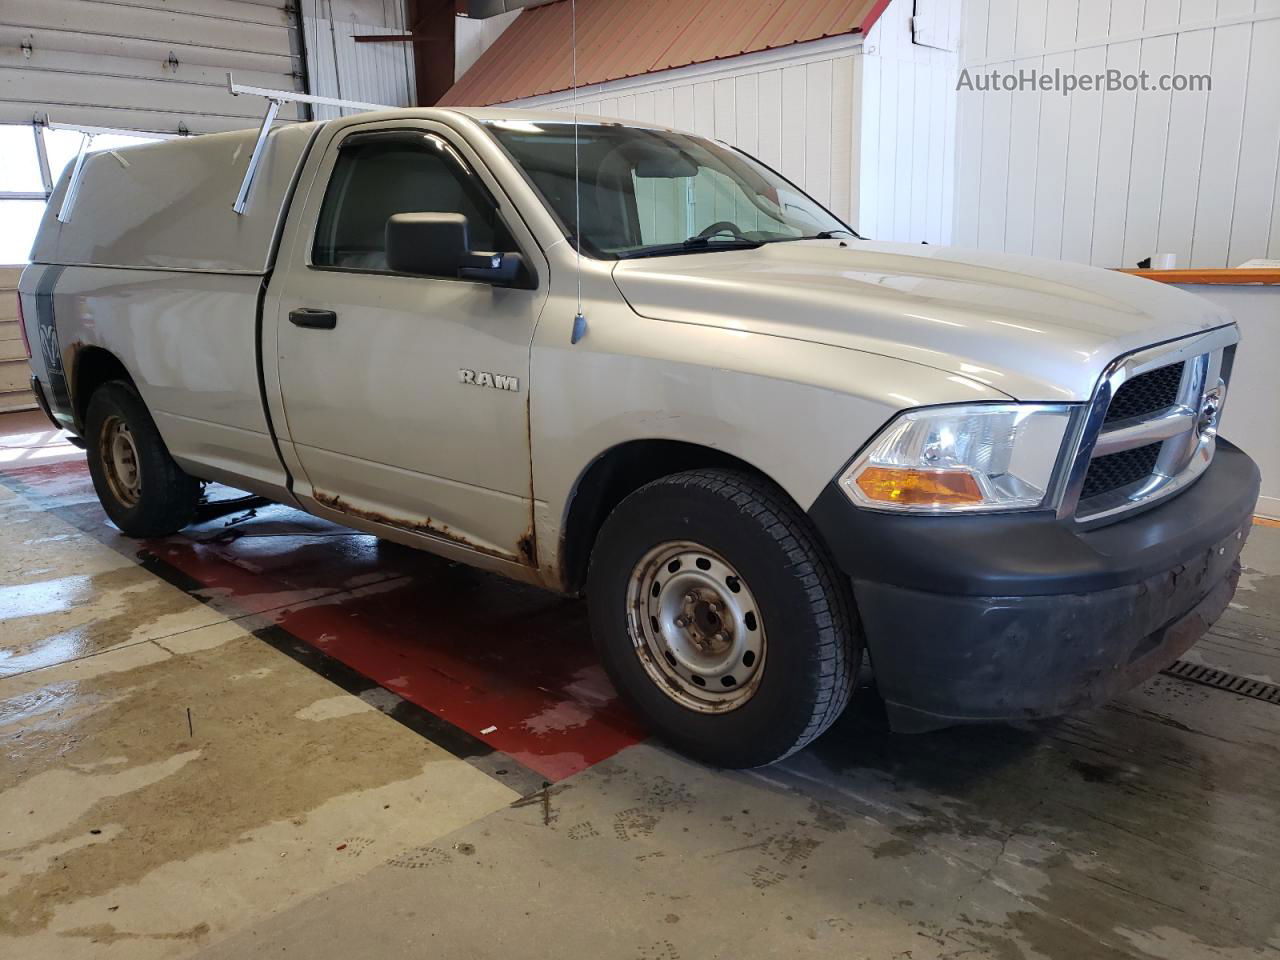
(2, 408, 1279, 959)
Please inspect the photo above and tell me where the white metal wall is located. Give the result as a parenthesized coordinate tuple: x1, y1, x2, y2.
(0, 0, 306, 134)
(456, 10, 521, 81)
(302, 0, 416, 120)
(954, 0, 1280, 269)
(859, 0, 962, 244)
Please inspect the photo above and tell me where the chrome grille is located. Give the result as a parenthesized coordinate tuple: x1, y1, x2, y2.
(1104, 362, 1184, 424)
(1063, 327, 1238, 524)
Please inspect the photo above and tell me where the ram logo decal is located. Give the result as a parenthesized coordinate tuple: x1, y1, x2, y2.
(39, 324, 63, 373)
(459, 369, 519, 392)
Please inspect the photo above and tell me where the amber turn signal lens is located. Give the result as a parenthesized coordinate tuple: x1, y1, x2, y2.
(854, 467, 984, 506)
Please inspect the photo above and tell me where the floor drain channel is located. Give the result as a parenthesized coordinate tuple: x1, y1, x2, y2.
(1162, 660, 1280, 705)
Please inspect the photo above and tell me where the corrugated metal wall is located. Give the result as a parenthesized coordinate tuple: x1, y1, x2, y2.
(302, 0, 416, 120)
(953, 0, 1280, 269)
(0, 0, 306, 134)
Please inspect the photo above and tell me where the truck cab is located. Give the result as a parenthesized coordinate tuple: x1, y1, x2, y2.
(18, 108, 1260, 767)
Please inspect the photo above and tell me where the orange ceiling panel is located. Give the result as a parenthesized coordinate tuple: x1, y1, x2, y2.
(440, 0, 889, 106)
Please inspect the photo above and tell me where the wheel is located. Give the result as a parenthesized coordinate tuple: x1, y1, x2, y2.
(85, 380, 201, 537)
(587, 469, 860, 768)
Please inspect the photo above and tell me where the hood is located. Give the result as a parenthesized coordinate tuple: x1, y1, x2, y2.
(611, 240, 1234, 402)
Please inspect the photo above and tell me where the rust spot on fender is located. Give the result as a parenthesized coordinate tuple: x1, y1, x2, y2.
(312, 491, 533, 565)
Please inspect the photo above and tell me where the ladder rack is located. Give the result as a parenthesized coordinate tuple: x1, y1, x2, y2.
(226, 72, 394, 215)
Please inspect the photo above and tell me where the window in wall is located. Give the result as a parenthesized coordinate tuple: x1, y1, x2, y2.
(313, 133, 513, 275)
(0, 124, 161, 265)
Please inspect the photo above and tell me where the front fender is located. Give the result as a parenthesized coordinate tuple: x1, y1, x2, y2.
(530, 308, 1008, 586)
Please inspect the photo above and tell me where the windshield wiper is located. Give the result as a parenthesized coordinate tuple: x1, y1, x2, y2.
(616, 236, 764, 260)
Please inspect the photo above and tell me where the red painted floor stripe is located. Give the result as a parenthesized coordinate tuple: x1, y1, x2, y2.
(3, 457, 646, 781)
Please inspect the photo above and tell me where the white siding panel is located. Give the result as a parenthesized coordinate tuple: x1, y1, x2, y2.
(756, 70, 781, 170)
(1120, 34, 1176, 267)
(693, 81, 715, 139)
(1031, 52, 1074, 260)
(1004, 56, 1042, 255)
(952, 60, 982, 248)
(734, 74, 758, 156)
(1232, 20, 1280, 262)
(780, 66, 807, 183)
(1189, 23, 1252, 267)
(861, 0, 961, 243)
(805, 61, 833, 207)
(956, 0, 1280, 267)
(1060, 45, 1106, 264)
(858, 55, 883, 237)
(1157, 29, 1214, 267)
(831, 57, 855, 223)
(1090, 39, 1140, 267)
(976, 61, 1013, 250)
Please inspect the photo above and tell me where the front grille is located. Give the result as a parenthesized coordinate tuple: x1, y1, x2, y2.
(1080, 442, 1162, 501)
(1104, 361, 1184, 423)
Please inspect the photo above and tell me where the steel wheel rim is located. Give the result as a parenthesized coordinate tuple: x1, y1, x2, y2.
(101, 415, 142, 508)
(626, 541, 767, 712)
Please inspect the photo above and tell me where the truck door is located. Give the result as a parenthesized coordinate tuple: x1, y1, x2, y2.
(266, 121, 548, 563)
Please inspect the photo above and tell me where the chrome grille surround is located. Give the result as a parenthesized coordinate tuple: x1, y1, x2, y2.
(1057, 325, 1239, 525)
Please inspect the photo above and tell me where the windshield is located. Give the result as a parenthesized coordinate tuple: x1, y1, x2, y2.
(483, 120, 853, 259)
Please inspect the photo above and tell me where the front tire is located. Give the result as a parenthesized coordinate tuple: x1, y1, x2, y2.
(587, 469, 860, 768)
(85, 381, 200, 537)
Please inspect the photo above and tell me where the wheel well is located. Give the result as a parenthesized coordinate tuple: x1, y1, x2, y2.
(71, 347, 134, 430)
(560, 440, 772, 594)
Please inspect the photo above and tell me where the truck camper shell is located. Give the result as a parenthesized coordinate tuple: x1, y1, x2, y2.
(31, 123, 322, 275)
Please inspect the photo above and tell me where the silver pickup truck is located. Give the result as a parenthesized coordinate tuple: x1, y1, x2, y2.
(18, 108, 1259, 767)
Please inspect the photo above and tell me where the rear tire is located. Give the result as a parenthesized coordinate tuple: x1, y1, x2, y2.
(587, 469, 860, 768)
(85, 380, 200, 537)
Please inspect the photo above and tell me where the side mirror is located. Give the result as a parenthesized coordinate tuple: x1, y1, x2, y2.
(385, 212, 523, 286)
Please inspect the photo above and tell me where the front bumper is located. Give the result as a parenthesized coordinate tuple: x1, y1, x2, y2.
(808, 440, 1260, 732)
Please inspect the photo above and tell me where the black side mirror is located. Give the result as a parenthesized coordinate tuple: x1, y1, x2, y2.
(385, 212, 523, 286)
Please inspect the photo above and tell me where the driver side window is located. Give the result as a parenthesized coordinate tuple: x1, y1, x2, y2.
(313, 135, 513, 276)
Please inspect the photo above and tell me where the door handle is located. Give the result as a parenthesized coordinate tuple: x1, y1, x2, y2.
(289, 308, 337, 330)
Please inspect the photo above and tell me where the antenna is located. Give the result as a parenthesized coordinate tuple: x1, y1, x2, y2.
(569, 0, 588, 345)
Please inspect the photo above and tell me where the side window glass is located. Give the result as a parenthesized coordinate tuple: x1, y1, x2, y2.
(312, 134, 514, 275)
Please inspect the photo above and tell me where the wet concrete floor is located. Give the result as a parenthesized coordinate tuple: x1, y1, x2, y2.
(2, 412, 1278, 959)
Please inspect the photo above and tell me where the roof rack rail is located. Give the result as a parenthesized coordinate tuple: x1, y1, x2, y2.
(44, 118, 181, 224)
(226, 72, 394, 215)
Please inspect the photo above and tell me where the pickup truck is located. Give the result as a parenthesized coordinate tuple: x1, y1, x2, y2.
(18, 108, 1259, 768)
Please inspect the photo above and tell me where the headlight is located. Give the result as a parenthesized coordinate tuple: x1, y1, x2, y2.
(840, 404, 1074, 513)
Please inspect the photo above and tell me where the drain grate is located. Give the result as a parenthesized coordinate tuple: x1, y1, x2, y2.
(1162, 660, 1280, 705)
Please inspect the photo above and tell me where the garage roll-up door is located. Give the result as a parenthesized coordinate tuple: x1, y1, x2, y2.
(0, 0, 307, 135)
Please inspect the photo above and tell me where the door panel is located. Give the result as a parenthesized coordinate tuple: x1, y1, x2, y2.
(268, 121, 547, 561)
